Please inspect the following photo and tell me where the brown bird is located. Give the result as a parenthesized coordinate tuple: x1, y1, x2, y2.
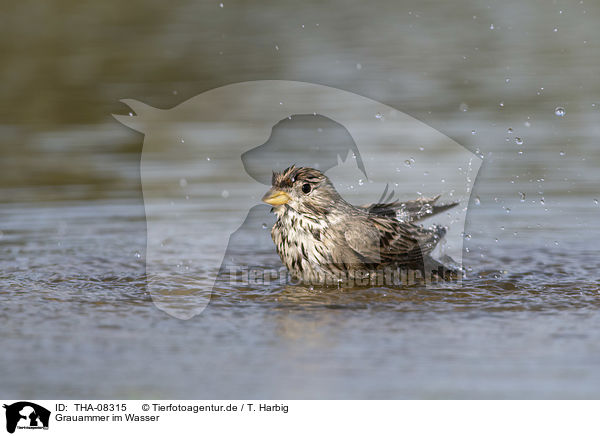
(262, 165, 459, 286)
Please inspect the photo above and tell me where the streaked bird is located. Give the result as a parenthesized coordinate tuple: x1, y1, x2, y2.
(262, 165, 459, 285)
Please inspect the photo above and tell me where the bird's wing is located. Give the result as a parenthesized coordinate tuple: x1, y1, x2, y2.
(342, 218, 382, 264)
(363, 194, 458, 222)
(375, 215, 446, 263)
(344, 214, 446, 265)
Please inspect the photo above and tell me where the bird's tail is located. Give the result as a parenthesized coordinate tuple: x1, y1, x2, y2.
(424, 255, 463, 281)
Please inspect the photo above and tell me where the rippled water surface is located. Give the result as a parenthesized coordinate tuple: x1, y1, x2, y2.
(2, 0, 600, 398)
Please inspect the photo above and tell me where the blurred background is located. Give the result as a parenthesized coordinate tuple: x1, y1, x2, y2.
(1, 0, 599, 398)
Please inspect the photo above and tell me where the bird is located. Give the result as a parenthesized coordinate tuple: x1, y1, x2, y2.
(261, 165, 460, 286)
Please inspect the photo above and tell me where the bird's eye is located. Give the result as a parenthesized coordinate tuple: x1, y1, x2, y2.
(301, 183, 311, 194)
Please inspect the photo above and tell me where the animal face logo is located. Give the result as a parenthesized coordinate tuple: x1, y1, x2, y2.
(113, 80, 481, 319)
(3, 402, 50, 433)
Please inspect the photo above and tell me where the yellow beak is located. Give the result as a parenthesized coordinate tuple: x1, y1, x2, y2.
(262, 189, 291, 206)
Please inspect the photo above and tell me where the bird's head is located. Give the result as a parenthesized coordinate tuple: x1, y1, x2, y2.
(262, 165, 344, 216)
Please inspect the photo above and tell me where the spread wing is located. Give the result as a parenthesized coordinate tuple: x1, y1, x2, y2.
(361, 185, 458, 222)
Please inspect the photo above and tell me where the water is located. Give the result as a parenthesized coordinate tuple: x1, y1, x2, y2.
(2, 0, 600, 399)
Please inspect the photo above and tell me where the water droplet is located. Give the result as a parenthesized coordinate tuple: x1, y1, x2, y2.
(206, 157, 211, 161)
(518, 150, 524, 155)
(553, 27, 558, 32)
(475, 196, 481, 205)
(358, 179, 364, 186)
(275, 44, 279, 51)
(519, 192, 526, 202)
(507, 127, 513, 134)
(262, 223, 268, 230)
(419, 146, 425, 151)
(464, 233, 472, 240)
(524, 121, 531, 127)
(515, 137, 523, 145)
(221, 190, 229, 198)
(540, 197, 545, 205)
(375, 112, 384, 120)
(594, 199, 599, 205)
(499, 101, 505, 108)
(179, 178, 188, 187)
(554, 106, 566, 116)
(180, 138, 185, 143)
(134, 251, 141, 259)
(490, 23, 495, 30)
(459, 102, 469, 112)
(559, 151, 565, 156)
(471, 130, 476, 135)
(505, 207, 511, 214)
(219, 2, 224, 7)
(128, 112, 133, 117)
(404, 158, 414, 167)
(505, 78, 511, 83)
